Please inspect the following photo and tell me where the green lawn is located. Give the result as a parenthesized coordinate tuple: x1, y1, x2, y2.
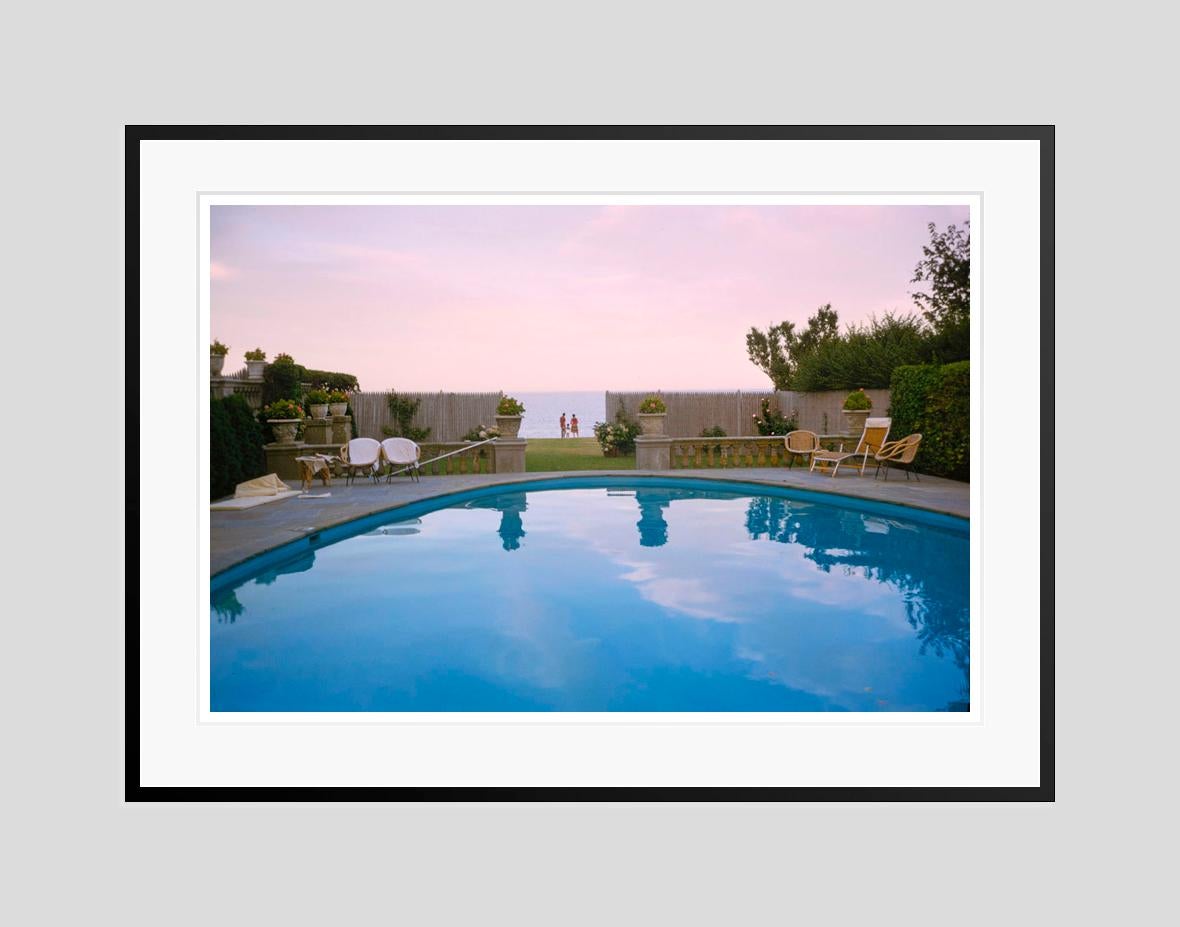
(525, 437, 635, 471)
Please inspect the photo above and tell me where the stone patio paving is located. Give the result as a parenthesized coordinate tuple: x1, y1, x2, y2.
(210, 467, 969, 575)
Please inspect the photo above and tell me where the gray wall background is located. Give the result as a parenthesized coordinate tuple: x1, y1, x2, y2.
(19, 6, 1155, 926)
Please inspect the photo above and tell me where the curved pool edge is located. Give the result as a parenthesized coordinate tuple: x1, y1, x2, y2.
(211, 471, 969, 592)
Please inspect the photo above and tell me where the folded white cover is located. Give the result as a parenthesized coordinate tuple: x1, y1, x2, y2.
(233, 473, 291, 497)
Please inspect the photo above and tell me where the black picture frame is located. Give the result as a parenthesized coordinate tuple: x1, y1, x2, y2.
(126, 124, 1054, 802)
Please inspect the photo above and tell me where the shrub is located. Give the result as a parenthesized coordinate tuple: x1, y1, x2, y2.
(638, 395, 667, 414)
(593, 410, 641, 456)
(262, 354, 304, 406)
(304, 389, 330, 406)
(462, 424, 501, 441)
(384, 391, 431, 441)
(262, 355, 360, 405)
(888, 361, 969, 481)
(843, 388, 872, 411)
(327, 390, 349, 404)
(244, 348, 266, 361)
(210, 395, 265, 499)
(792, 313, 932, 391)
(751, 398, 798, 436)
(699, 425, 727, 438)
(497, 395, 526, 416)
(304, 369, 360, 393)
(211, 339, 229, 356)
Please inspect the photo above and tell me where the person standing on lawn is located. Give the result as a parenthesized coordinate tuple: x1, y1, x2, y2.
(570, 413, 580, 437)
(559, 412, 567, 438)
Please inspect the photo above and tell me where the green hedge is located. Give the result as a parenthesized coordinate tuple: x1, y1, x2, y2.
(888, 361, 969, 481)
(261, 360, 360, 407)
(211, 394, 266, 500)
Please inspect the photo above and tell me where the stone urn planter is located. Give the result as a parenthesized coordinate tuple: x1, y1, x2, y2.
(245, 359, 267, 379)
(309, 403, 329, 419)
(210, 352, 226, 376)
(329, 402, 348, 417)
(495, 415, 522, 438)
(842, 408, 870, 436)
(637, 413, 667, 436)
(269, 419, 301, 444)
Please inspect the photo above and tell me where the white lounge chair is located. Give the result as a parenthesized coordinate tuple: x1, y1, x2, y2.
(381, 437, 422, 483)
(340, 437, 382, 485)
(809, 417, 892, 477)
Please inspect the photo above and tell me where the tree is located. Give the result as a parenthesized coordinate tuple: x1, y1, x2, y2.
(746, 304, 840, 389)
(746, 320, 796, 390)
(911, 221, 970, 333)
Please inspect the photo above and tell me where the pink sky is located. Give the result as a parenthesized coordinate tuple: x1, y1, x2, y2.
(210, 204, 968, 391)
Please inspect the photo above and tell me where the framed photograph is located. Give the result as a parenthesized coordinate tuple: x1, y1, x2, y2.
(130, 126, 1052, 799)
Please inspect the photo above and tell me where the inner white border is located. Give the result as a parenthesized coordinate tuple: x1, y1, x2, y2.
(198, 192, 981, 728)
(141, 138, 1039, 787)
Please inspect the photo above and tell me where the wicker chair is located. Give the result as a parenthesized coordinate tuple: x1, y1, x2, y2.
(810, 417, 891, 477)
(874, 433, 922, 481)
(784, 430, 820, 469)
(340, 437, 383, 485)
(381, 437, 422, 483)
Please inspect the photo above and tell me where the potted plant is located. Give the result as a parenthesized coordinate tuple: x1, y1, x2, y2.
(304, 389, 330, 419)
(842, 388, 872, 435)
(495, 395, 526, 438)
(244, 348, 267, 379)
(210, 339, 229, 376)
(261, 399, 304, 444)
(636, 395, 667, 435)
(328, 390, 349, 417)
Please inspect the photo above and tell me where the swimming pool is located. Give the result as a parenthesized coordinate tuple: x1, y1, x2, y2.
(210, 478, 969, 712)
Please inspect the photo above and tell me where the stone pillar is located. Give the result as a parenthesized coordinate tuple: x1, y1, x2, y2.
(330, 415, 352, 446)
(302, 417, 333, 445)
(491, 438, 526, 473)
(264, 442, 308, 480)
(635, 435, 672, 470)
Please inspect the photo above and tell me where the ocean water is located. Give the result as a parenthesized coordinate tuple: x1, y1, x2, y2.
(510, 391, 607, 438)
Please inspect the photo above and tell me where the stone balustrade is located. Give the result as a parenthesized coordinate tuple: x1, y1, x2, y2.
(263, 435, 526, 481)
(636, 434, 855, 470)
(415, 442, 496, 476)
(210, 373, 264, 410)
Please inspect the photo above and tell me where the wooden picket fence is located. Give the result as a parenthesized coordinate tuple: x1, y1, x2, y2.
(605, 389, 891, 437)
(606, 391, 775, 438)
(348, 391, 501, 441)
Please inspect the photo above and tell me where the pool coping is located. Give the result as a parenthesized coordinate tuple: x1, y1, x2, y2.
(211, 468, 969, 580)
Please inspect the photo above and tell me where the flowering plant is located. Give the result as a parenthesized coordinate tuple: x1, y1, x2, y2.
(463, 424, 502, 441)
(593, 410, 642, 456)
(304, 389, 330, 405)
(638, 395, 666, 414)
(210, 339, 229, 356)
(244, 348, 266, 361)
(260, 399, 304, 420)
(752, 398, 798, 436)
(497, 395, 525, 416)
(327, 390, 349, 404)
(843, 388, 872, 411)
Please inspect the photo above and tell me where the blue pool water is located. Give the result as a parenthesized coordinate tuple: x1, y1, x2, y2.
(211, 479, 969, 712)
